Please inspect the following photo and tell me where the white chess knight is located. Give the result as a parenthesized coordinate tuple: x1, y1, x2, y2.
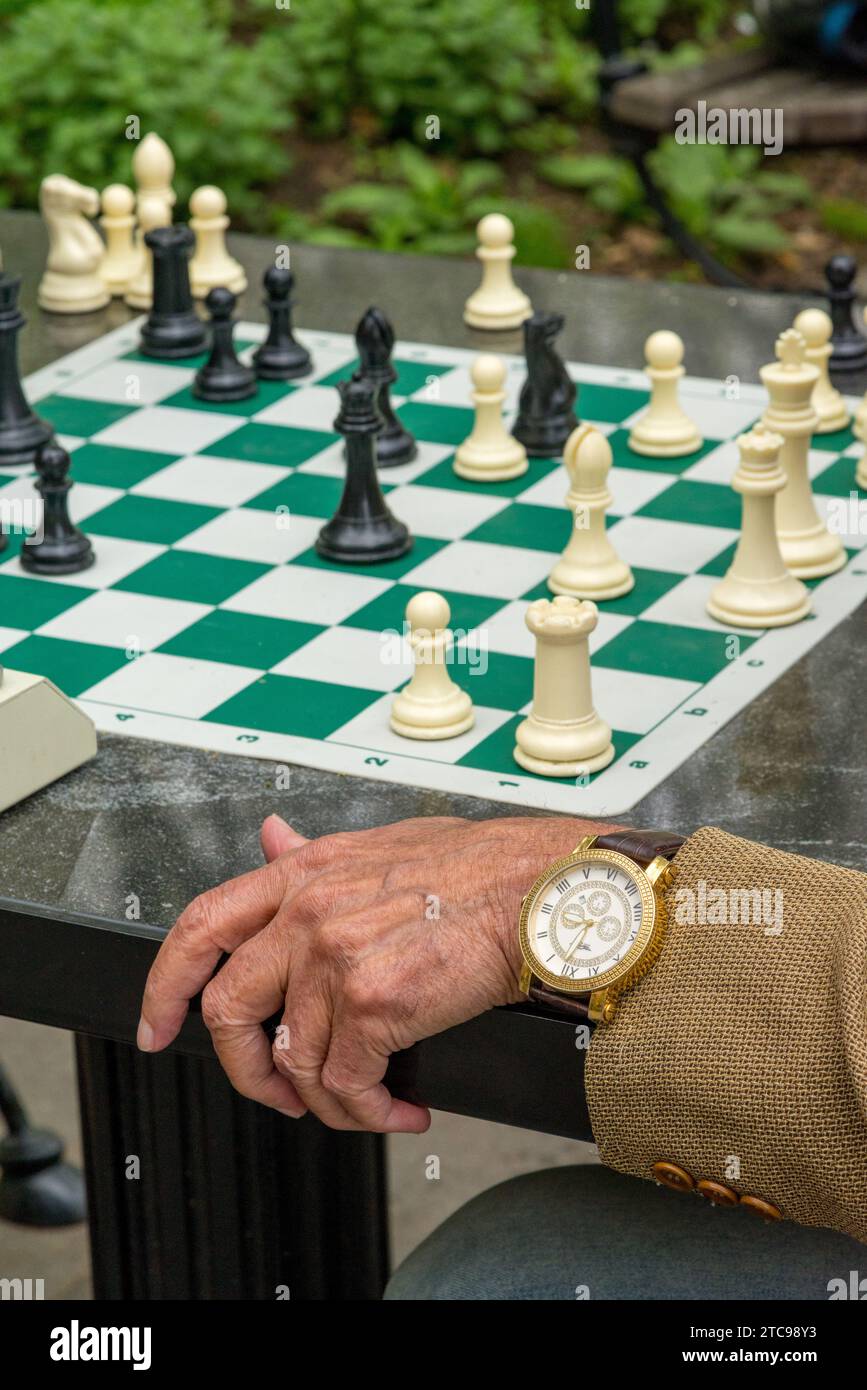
(707, 426, 811, 629)
(629, 329, 702, 457)
(854, 397, 867, 491)
(125, 133, 176, 311)
(37, 175, 111, 314)
(793, 308, 850, 434)
(453, 354, 527, 481)
(548, 424, 633, 600)
(98, 184, 141, 296)
(189, 185, 247, 298)
(514, 595, 614, 779)
(760, 327, 846, 578)
(463, 213, 532, 332)
(390, 591, 474, 740)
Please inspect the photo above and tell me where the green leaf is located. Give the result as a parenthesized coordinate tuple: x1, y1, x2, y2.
(714, 215, 789, 254)
(820, 198, 867, 241)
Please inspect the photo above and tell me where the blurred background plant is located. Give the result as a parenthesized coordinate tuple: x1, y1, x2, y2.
(0, 0, 861, 288)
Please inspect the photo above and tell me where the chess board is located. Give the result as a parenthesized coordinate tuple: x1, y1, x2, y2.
(1, 318, 866, 816)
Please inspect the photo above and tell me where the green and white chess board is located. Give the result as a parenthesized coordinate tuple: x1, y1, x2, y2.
(1, 318, 866, 815)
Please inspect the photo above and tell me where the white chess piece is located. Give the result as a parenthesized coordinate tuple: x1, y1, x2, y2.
(98, 184, 141, 296)
(37, 175, 110, 314)
(514, 595, 614, 778)
(463, 214, 532, 332)
(390, 591, 474, 740)
(854, 397, 867, 491)
(0, 666, 96, 813)
(189, 185, 247, 298)
(793, 308, 850, 434)
(628, 330, 702, 457)
(707, 427, 811, 629)
(548, 424, 633, 600)
(760, 328, 846, 578)
(453, 354, 527, 481)
(125, 134, 176, 310)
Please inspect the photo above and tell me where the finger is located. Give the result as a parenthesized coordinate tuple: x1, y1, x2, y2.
(321, 1020, 431, 1134)
(261, 814, 308, 863)
(272, 949, 361, 1130)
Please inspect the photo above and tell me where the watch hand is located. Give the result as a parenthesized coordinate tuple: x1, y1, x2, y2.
(562, 921, 595, 962)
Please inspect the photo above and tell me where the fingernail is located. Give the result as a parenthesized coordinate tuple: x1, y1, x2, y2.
(136, 1018, 155, 1052)
(278, 1107, 305, 1119)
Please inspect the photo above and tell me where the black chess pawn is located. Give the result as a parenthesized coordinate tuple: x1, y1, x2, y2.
(139, 226, 209, 360)
(825, 254, 867, 373)
(193, 287, 257, 402)
(316, 374, 412, 564)
(512, 311, 579, 457)
(252, 267, 312, 381)
(0, 273, 54, 468)
(20, 442, 94, 575)
(354, 306, 416, 467)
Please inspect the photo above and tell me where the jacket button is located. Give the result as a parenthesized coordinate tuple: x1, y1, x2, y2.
(740, 1194, 782, 1221)
(696, 1179, 739, 1207)
(651, 1161, 694, 1192)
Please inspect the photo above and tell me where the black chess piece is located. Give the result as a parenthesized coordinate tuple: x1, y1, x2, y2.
(20, 441, 94, 575)
(824, 254, 867, 373)
(354, 306, 417, 467)
(139, 226, 209, 360)
(252, 267, 312, 381)
(193, 287, 257, 402)
(0, 273, 54, 468)
(316, 373, 412, 564)
(512, 311, 579, 457)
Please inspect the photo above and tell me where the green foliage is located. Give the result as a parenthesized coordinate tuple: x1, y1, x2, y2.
(539, 152, 645, 219)
(820, 199, 867, 242)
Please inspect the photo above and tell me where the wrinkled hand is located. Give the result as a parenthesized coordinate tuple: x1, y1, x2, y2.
(138, 813, 612, 1133)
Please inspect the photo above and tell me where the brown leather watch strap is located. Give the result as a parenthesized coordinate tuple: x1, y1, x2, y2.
(526, 984, 591, 1020)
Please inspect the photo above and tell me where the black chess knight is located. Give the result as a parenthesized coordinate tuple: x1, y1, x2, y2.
(512, 311, 579, 458)
(354, 307, 417, 467)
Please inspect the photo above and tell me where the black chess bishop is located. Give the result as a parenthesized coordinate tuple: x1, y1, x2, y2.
(354, 307, 416, 468)
(139, 226, 209, 360)
(512, 311, 579, 457)
(824, 254, 867, 373)
(193, 287, 257, 402)
(20, 441, 94, 575)
(252, 267, 312, 380)
(0, 273, 54, 468)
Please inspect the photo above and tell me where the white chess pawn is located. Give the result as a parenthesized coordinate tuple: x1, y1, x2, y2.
(463, 214, 532, 332)
(390, 591, 474, 740)
(188, 185, 247, 299)
(98, 184, 141, 296)
(760, 328, 845, 578)
(37, 175, 110, 314)
(453, 354, 528, 481)
(854, 397, 867, 491)
(514, 595, 614, 779)
(707, 427, 811, 629)
(125, 134, 176, 311)
(548, 424, 633, 600)
(793, 308, 850, 434)
(628, 330, 702, 457)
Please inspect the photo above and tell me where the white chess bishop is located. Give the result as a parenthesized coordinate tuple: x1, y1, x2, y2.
(390, 591, 474, 740)
(453, 354, 527, 481)
(189, 185, 247, 298)
(463, 214, 532, 332)
(98, 183, 141, 296)
(514, 595, 614, 779)
(548, 424, 633, 600)
(629, 329, 702, 457)
(37, 175, 110, 314)
(707, 427, 811, 629)
(125, 133, 176, 311)
(793, 308, 850, 434)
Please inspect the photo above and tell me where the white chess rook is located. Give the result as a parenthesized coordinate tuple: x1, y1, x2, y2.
(125, 133, 176, 311)
(453, 354, 527, 481)
(189, 185, 247, 299)
(793, 308, 850, 434)
(629, 330, 702, 457)
(707, 427, 811, 629)
(463, 214, 532, 332)
(99, 184, 141, 296)
(390, 591, 474, 740)
(548, 424, 633, 600)
(514, 596, 614, 778)
(760, 328, 846, 578)
(37, 175, 110, 314)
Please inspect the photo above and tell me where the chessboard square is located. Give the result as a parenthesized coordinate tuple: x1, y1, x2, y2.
(297, 438, 455, 485)
(479, 603, 631, 659)
(342, 583, 504, 637)
(591, 666, 700, 735)
(122, 346, 208, 369)
(35, 394, 140, 438)
(607, 428, 719, 475)
(0, 633, 129, 696)
(418, 455, 561, 499)
(243, 470, 345, 520)
(699, 540, 737, 578)
(199, 421, 339, 467)
(272, 625, 412, 692)
(83, 650, 261, 719)
(576, 382, 649, 424)
(176, 508, 322, 565)
(401, 539, 553, 599)
(36, 588, 208, 650)
(464, 502, 570, 555)
(812, 455, 861, 497)
(157, 609, 324, 670)
(0, 572, 92, 627)
(681, 439, 740, 484)
(328, 694, 512, 764)
(456, 714, 639, 781)
(640, 574, 760, 635)
(85, 494, 220, 544)
(0, 624, 27, 651)
(595, 566, 685, 617)
(222, 563, 391, 625)
(457, 649, 533, 711)
(254, 385, 341, 431)
(390, 358, 455, 397)
(635, 478, 742, 530)
(61, 360, 195, 406)
(292, 534, 446, 583)
(609, 515, 737, 573)
(132, 455, 291, 509)
(594, 618, 757, 683)
(115, 549, 269, 605)
(67, 443, 182, 489)
(397, 401, 475, 446)
(425, 364, 521, 411)
(381, 483, 509, 540)
(94, 404, 247, 455)
(0, 534, 165, 590)
(160, 379, 295, 417)
(674, 397, 760, 438)
(810, 423, 856, 453)
(0, 471, 120, 526)
(207, 672, 379, 740)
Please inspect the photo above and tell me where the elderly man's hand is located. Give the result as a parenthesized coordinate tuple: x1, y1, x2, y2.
(138, 813, 611, 1133)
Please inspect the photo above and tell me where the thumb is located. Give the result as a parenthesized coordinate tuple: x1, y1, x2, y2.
(261, 813, 309, 863)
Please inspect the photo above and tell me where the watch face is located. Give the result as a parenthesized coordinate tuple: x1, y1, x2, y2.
(520, 849, 656, 995)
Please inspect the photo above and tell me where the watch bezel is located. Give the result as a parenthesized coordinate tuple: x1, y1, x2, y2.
(519, 847, 658, 996)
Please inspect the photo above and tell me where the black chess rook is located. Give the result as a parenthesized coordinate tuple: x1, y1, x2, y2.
(21, 441, 94, 575)
(354, 306, 417, 467)
(0, 273, 54, 468)
(139, 226, 209, 360)
(252, 267, 312, 381)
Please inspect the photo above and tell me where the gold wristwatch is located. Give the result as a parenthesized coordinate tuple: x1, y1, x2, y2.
(519, 829, 684, 1024)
